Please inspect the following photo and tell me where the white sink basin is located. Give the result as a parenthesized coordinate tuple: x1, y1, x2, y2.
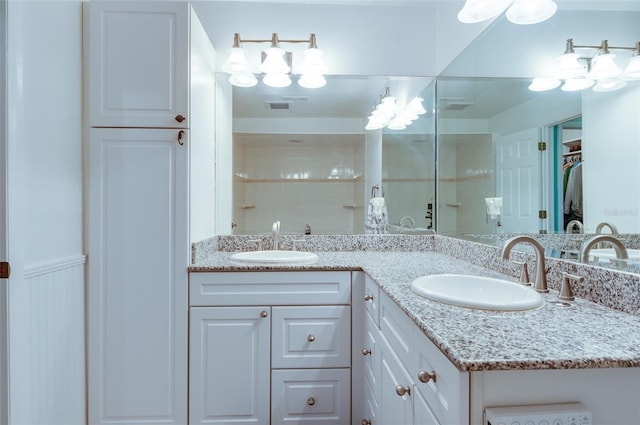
(589, 248, 640, 261)
(230, 250, 318, 264)
(410, 274, 544, 311)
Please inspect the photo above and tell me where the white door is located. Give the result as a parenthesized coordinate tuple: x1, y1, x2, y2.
(495, 127, 542, 233)
(189, 307, 271, 425)
(87, 128, 189, 424)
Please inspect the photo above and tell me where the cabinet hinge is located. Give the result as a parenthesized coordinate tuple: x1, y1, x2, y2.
(0, 261, 10, 279)
(538, 142, 547, 151)
(539, 210, 548, 219)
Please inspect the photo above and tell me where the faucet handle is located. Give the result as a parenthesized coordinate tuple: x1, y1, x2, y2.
(559, 272, 584, 301)
(512, 261, 531, 286)
(248, 239, 263, 251)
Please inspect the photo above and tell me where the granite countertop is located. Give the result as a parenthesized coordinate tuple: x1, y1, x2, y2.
(189, 251, 640, 372)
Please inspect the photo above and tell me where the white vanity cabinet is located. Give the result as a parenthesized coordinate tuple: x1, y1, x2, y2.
(189, 271, 352, 425)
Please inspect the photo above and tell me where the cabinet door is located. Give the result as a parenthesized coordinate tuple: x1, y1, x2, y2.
(190, 307, 271, 425)
(87, 128, 189, 425)
(86, 1, 189, 127)
(379, 333, 414, 425)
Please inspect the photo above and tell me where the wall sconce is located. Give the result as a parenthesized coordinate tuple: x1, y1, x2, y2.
(458, 0, 557, 25)
(365, 88, 426, 131)
(222, 32, 327, 89)
(529, 39, 640, 93)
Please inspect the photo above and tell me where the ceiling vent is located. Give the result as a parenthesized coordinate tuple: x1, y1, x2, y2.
(444, 101, 474, 111)
(266, 101, 292, 110)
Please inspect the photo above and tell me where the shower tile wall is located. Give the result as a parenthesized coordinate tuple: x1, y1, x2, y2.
(234, 140, 365, 235)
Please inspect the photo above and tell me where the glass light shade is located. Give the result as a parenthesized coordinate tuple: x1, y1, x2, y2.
(528, 77, 561, 91)
(228, 72, 257, 88)
(298, 74, 326, 89)
(365, 117, 386, 131)
(222, 47, 251, 74)
(506, 0, 557, 25)
(555, 53, 586, 79)
(588, 54, 622, 80)
(263, 73, 292, 88)
(623, 55, 640, 79)
(300, 48, 328, 75)
(260, 47, 290, 74)
(561, 78, 594, 92)
(376, 97, 397, 114)
(457, 0, 513, 24)
(593, 79, 627, 92)
(387, 118, 407, 130)
(407, 97, 427, 115)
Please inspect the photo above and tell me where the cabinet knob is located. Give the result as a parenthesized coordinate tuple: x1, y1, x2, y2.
(307, 334, 316, 342)
(307, 397, 315, 406)
(417, 369, 437, 384)
(260, 310, 268, 318)
(362, 420, 372, 425)
(364, 294, 374, 301)
(175, 114, 186, 123)
(362, 348, 372, 356)
(395, 385, 411, 397)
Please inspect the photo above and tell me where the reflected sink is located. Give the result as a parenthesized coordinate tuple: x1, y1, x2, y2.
(410, 274, 544, 311)
(230, 250, 318, 264)
(589, 248, 640, 261)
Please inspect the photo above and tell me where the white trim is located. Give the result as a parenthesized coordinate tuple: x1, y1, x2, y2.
(24, 255, 86, 279)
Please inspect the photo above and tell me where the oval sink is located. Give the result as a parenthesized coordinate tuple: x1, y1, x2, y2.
(410, 274, 543, 311)
(589, 248, 640, 261)
(230, 250, 318, 264)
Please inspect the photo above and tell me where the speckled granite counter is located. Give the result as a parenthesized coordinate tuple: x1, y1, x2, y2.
(190, 250, 640, 372)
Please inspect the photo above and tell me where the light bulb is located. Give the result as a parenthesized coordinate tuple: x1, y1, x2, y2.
(528, 77, 561, 91)
(588, 53, 622, 80)
(260, 47, 290, 75)
(298, 74, 326, 89)
(387, 118, 407, 130)
(561, 78, 594, 92)
(228, 72, 257, 88)
(407, 97, 427, 115)
(624, 55, 640, 79)
(300, 48, 327, 75)
(593, 79, 627, 92)
(457, 0, 513, 24)
(222, 47, 250, 74)
(263, 73, 291, 88)
(506, 0, 557, 25)
(555, 53, 586, 79)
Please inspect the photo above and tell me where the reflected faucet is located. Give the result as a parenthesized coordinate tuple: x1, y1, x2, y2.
(399, 216, 415, 228)
(565, 220, 583, 234)
(595, 222, 618, 235)
(272, 220, 280, 250)
(501, 236, 548, 293)
(579, 234, 628, 264)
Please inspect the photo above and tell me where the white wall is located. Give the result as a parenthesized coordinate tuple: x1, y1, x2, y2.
(582, 85, 640, 233)
(6, 1, 85, 423)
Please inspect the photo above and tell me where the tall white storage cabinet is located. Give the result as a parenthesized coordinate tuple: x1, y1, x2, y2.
(85, 2, 215, 424)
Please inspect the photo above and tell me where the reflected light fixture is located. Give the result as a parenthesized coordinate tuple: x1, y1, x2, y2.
(458, 0, 557, 25)
(530, 38, 640, 93)
(222, 32, 327, 89)
(365, 88, 426, 131)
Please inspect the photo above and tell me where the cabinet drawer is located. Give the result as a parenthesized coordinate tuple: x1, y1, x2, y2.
(380, 291, 416, 371)
(189, 271, 351, 306)
(271, 368, 351, 425)
(413, 324, 469, 425)
(272, 306, 351, 369)
(364, 275, 380, 326)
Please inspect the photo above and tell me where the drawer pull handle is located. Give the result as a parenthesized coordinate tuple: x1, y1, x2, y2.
(362, 420, 371, 425)
(395, 385, 411, 396)
(307, 397, 315, 406)
(362, 348, 372, 356)
(364, 294, 374, 301)
(418, 370, 437, 383)
(307, 334, 316, 342)
(260, 311, 268, 318)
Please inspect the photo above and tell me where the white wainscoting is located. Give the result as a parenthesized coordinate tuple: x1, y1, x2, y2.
(21, 255, 86, 425)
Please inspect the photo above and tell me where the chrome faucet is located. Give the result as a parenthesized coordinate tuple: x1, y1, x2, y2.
(579, 234, 628, 264)
(595, 222, 618, 235)
(565, 220, 583, 234)
(501, 236, 548, 293)
(272, 220, 280, 250)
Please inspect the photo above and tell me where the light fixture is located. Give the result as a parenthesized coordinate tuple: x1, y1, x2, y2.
(365, 89, 426, 131)
(530, 38, 640, 93)
(457, 0, 557, 25)
(222, 32, 327, 89)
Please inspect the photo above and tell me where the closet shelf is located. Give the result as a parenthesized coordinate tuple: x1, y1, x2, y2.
(563, 150, 582, 156)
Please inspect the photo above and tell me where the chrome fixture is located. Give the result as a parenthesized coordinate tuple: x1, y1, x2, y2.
(559, 272, 584, 302)
(512, 261, 531, 286)
(565, 220, 583, 234)
(501, 236, 548, 293)
(399, 216, 415, 228)
(272, 220, 281, 250)
(365, 87, 426, 131)
(458, 0, 557, 25)
(222, 32, 327, 88)
(529, 39, 640, 93)
(579, 234, 628, 264)
(595, 222, 619, 235)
